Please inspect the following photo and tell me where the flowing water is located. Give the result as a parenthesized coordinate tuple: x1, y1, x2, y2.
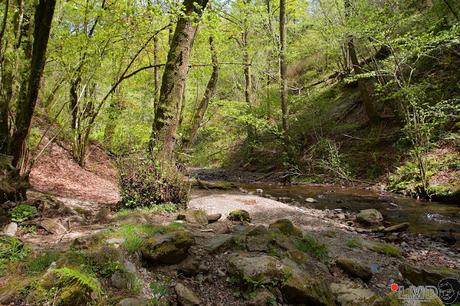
(236, 183, 460, 237)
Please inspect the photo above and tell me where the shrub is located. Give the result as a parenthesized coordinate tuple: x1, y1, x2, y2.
(118, 156, 190, 209)
(10, 204, 38, 222)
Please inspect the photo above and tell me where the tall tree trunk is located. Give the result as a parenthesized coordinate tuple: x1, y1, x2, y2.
(0, 0, 11, 152)
(279, 0, 288, 134)
(150, 0, 209, 160)
(344, 0, 380, 124)
(153, 35, 160, 109)
(11, 0, 56, 169)
(184, 35, 219, 148)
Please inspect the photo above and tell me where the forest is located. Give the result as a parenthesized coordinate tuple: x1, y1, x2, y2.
(0, 0, 459, 305)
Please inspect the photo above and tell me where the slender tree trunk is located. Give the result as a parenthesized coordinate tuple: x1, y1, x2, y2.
(184, 35, 219, 148)
(344, 0, 380, 124)
(279, 0, 288, 134)
(0, 0, 11, 152)
(150, 0, 209, 160)
(11, 0, 56, 169)
(153, 35, 160, 110)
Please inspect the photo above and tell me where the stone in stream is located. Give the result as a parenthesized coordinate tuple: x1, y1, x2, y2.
(306, 197, 317, 203)
(383, 222, 409, 233)
(227, 209, 251, 222)
(399, 263, 460, 287)
(356, 209, 383, 225)
(141, 231, 194, 265)
(175, 282, 201, 306)
(336, 258, 373, 282)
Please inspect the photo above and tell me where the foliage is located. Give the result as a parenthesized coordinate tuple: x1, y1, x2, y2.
(53, 267, 103, 298)
(0, 237, 30, 275)
(118, 156, 190, 208)
(149, 281, 169, 305)
(26, 251, 60, 275)
(295, 234, 329, 261)
(10, 205, 38, 223)
(113, 204, 178, 220)
(111, 224, 166, 253)
(309, 138, 352, 181)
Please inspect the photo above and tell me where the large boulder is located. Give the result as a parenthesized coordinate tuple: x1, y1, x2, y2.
(205, 234, 236, 253)
(399, 263, 460, 287)
(179, 209, 208, 225)
(356, 209, 383, 225)
(228, 253, 333, 306)
(141, 231, 194, 265)
(248, 289, 276, 306)
(268, 219, 302, 237)
(336, 258, 373, 282)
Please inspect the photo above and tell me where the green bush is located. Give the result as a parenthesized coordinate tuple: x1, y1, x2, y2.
(118, 156, 190, 209)
(10, 204, 38, 222)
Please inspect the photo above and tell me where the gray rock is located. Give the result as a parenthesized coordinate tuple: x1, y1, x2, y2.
(268, 219, 302, 237)
(2, 222, 17, 236)
(110, 271, 129, 289)
(331, 282, 380, 306)
(356, 209, 383, 225)
(306, 197, 317, 203)
(175, 282, 201, 306)
(248, 288, 276, 306)
(183, 209, 208, 225)
(336, 258, 373, 282)
(205, 234, 235, 253)
(40, 218, 67, 235)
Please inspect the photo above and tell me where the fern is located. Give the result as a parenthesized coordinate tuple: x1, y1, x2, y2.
(53, 267, 103, 297)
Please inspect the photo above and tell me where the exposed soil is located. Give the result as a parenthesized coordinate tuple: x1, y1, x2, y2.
(30, 140, 120, 204)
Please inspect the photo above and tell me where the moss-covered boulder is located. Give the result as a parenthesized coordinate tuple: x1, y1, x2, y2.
(180, 209, 208, 225)
(356, 209, 383, 225)
(205, 234, 236, 253)
(330, 282, 380, 306)
(227, 209, 251, 222)
(248, 288, 277, 306)
(268, 219, 302, 237)
(399, 263, 460, 287)
(228, 253, 333, 306)
(141, 230, 194, 265)
(336, 258, 373, 282)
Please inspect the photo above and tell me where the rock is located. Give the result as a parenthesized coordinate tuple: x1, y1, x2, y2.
(227, 209, 251, 222)
(330, 282, 380, 306)
(248, 288, 276, 306)
(268, 219, 302, 237)
(207, 213, 221, 224)
(383, 222, 409, 233)
(247, 225, 269, 236)
(141, 230, 194, 265)
(256, 189, 263, 194)
(182, 209, 208, 225)
(110, 271, 129, 289)
(228, 253, 333, 305)
(336, 258, 373, 282)
(175, 282, 201, 306)
(2, 222, 17, 236)
(246, 234, 270, 252)
(106, 238, 125, 246)
(399, 263, 460, 287)
(356, 209, 383, 225)
(117, 298, 149, 306)
(40, 218, 67, 235)
(178, 256, 204, 276)
(306, 197, 317, 203)
(228, 253, 287, 285)
(205, 234, 235, 253)
(385, 288, 444, 306)
(94, 207, 111, 223)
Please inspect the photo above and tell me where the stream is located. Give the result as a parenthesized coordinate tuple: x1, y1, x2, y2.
(235, 183, 460, 238)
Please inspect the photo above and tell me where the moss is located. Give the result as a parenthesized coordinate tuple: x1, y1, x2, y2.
(346, 238, 362, 249)
(26, 251, 60, 275)
(269, 219, 302, 237)
(368, 242, 401, 258)
(227, 209, 251, 222)
(0, 236, 30, 275)
(295, 234, 329, 261)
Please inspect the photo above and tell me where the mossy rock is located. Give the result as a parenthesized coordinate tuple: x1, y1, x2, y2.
(399, 263, 460, 287)
(181, 209, 208, 225)
(55, 284, 94, 306)
(141, 230, 194, 265)
(356, 209, 383, 225)
(268, 219, 302, 237)
(336, 257, 372, 282)
(227, 209, 251, 222)
(382, 288, 444, 306)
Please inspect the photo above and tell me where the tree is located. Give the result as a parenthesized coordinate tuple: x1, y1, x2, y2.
(150, 0, 209, 160)
(279, 0, 288, 134)
(11, 0, 56, 168)
(183, 35, 219, 148)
